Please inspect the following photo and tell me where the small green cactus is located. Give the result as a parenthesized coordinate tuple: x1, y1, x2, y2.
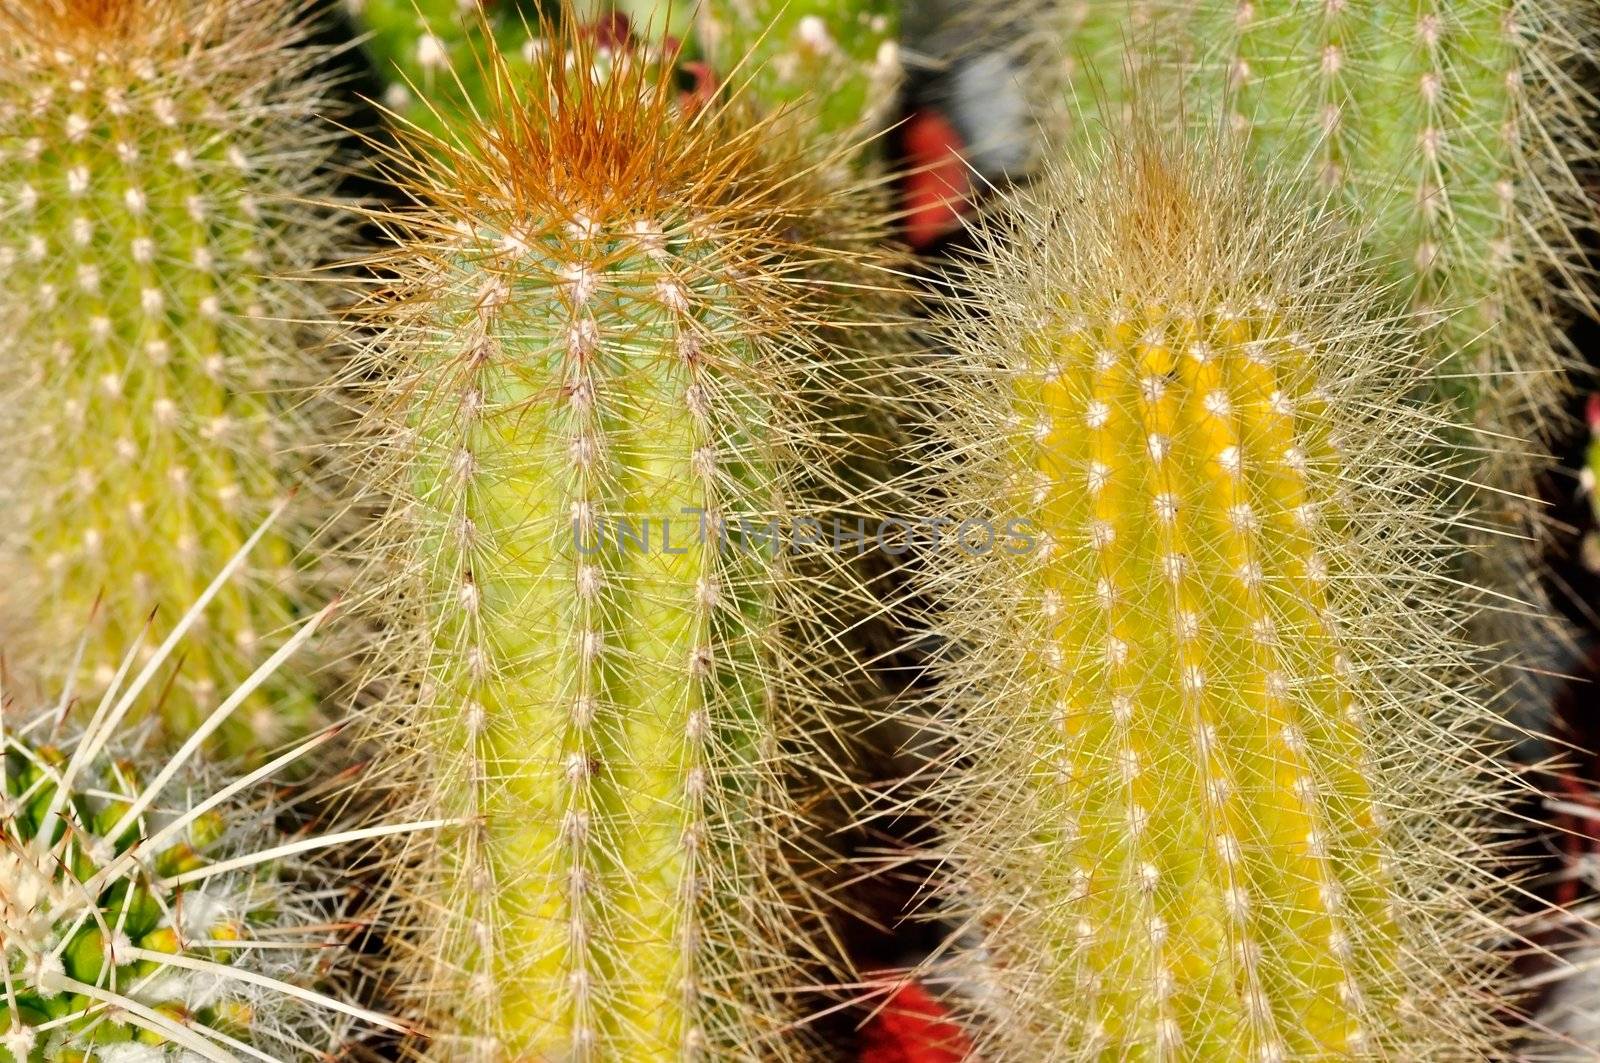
(353, 1, 901, 153)
(342, 24, 898, 1062)
(900, 123, 1515, 1058)
(0, 535, 409, 1062)
(347, 0, 546, 129)
(693, 0, 901, 142)
(0, 0, 344, 758)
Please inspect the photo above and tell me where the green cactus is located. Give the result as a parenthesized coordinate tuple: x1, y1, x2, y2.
(353, 1, 900, 152)
(901, 124, 1514, 1058)
(691, 0, 900, 141)
(341, 24, 898, 1062)
(0, 531, 412, 1062)
(348, 0, 547, 129)
(0, 0, 342, 759)
(1049, 0, 1597, 441)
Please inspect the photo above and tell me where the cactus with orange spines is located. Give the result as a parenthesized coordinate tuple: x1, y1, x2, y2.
(336, 20, 903, 1061)
(0, 0, 346, 759)
(896, 120, 1517, 1058)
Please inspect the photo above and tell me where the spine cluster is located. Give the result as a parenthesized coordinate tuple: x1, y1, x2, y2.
(904, 125, 1511, 1059)
(0, 0, 341, 758)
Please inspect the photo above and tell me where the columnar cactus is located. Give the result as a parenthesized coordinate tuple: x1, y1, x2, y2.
(0, 539, 410, 1062)
(343, 24, 897, 1062)
(0, 0, 342, 758)
(902, 124, 1513, 1058)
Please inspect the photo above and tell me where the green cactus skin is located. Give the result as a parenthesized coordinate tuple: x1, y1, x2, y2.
(0, 0, 342, 759)
(343, 27, 897, 1063)
(901, 127, 1514, 1059)
(1046, 0, 1598, 456)
(0, 532, 413, 1062)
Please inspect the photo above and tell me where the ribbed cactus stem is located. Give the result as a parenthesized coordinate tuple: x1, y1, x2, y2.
(1023, 306, 1393, 1057)
(351, 27, 894, 1060)
(910, 126, 1509, 1058)
(0, 0, 339, 757)
(1214, 0, 1541, 409)
(418, 226, 751, 1058)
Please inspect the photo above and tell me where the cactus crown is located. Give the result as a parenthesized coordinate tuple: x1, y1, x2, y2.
(899, 116, 1518, 1059)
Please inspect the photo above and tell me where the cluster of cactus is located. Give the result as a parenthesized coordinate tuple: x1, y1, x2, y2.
(1047, 0, 1599, 490)
(0, 0, 341, 759)
(356, 0, 900, 147)
(4, 0, 1599, 1060)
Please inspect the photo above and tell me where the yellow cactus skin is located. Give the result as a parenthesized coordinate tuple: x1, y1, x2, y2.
(903, 125, 1514, 1059)
(0, 0, 342, 758)
(342, 26, 898, 1063)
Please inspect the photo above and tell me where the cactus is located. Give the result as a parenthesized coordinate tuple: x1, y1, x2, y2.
(0, 530, 420, 1062)
(900, 122, 1514, 1058)
(0, 0, 344, 759)
(341, 22, 899, 1062)
(353, 1, 901, 153)
(1047, 0, 1597, 455)
(692, 0, 901, 142)
(347, 0, 547, 128)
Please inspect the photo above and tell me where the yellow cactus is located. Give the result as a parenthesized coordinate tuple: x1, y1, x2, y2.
(901, 120, 1514, 1058)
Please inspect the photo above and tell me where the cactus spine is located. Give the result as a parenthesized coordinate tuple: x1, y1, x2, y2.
(903, 125, 1512, 1058)
(0, 0, 342, 758)
(346, 26, 896, 1061)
